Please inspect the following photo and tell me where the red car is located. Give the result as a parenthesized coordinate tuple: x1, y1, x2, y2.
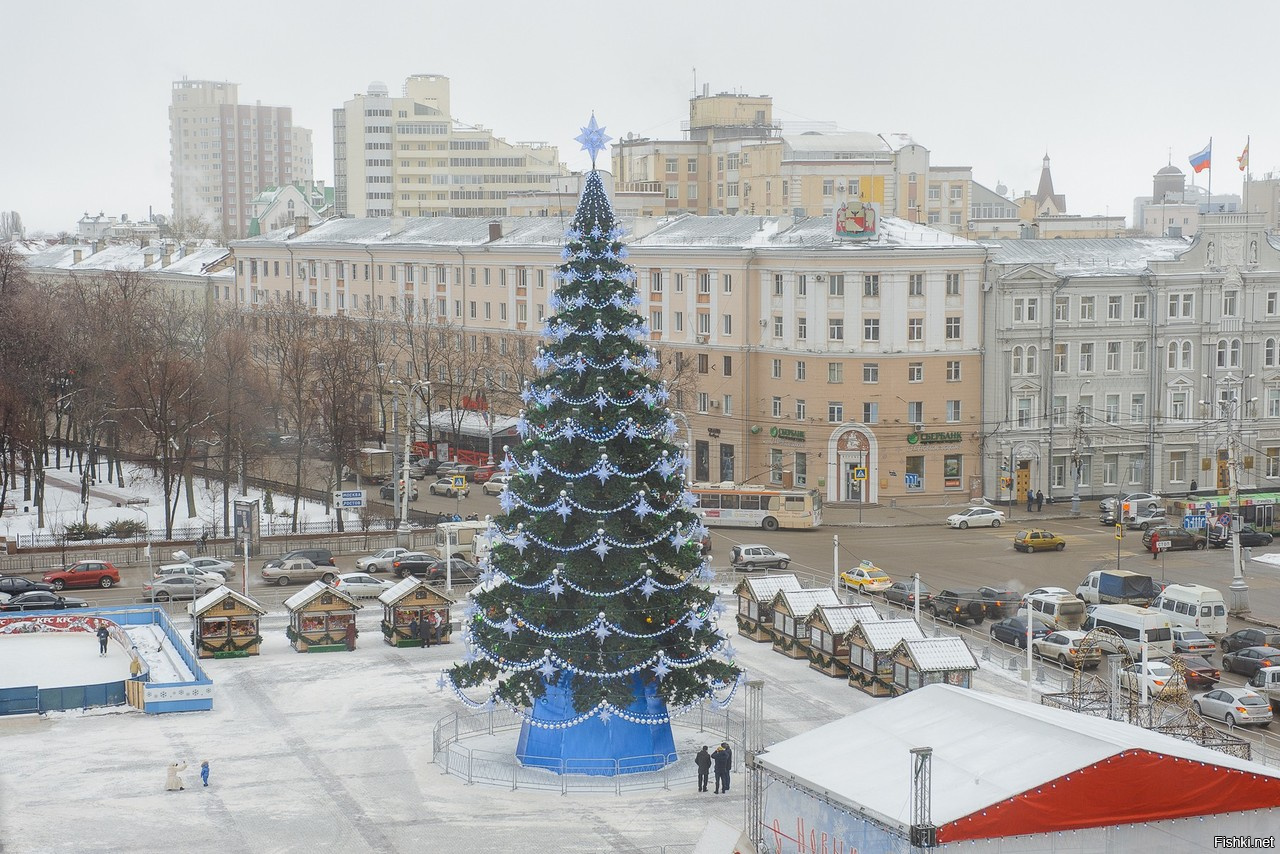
(43, 560, 121, 590)
(471, 465, 498, 484)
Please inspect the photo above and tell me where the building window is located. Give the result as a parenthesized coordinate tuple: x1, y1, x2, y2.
(907, 318, 923, 341)
(945, 273, 961, 295)
(1132, 341, 1147, 372)
(771, 358, 782, 379)
(723, 314, 733, 336)
(1131, 393, 1146, 422)
(795, 399, 806, 420)
(723, 273, 733, 294)
(1168, 293, 1194, 319)
(1013, 298, 1039, 322)
(944, 316, 960, 339)
(863, 318, 880, 342)
(1170, 390, 1189, 420)
(1106, 296, 1122, 320)
(1269, 448, 1280, 478)
(1016, 397, 1033, 428)
(772, 316, 784, 338)
(828, 402, 844, 422)
(907, 401, 924, 424)
(1079, 342, 1095, 373)
(650, 310, 663, 332)
(723, 395, 733, 416)
(946, 400, 961, 422)
(1105, 394, 1120, 424)
(1052, 395, 1067, 427)
(723, 356, 733, 377)
(665, 158, 678, 174)
(828, 318, 844, 341)
(862, 402, 878, 423)
(1167, 339, 1193, 370)
(828, 362, 843, 383)
(697, 313, 711, 335)
(687, 157, 697, 173)
(829, 274, 845, 296)
(650, 271, 663, 293)
(771, 397, 783, 418)
(698, 354, 709, 374)
(1269, 292, 1279, 316)
(909, 273, 924, 296)
(797, 317, 808, 340)
(908, 362, 923, 382)
(1054, 296, 1070, 321)
(697, 392, 709, 413)
(1079, 296, 1096, 321)
(797, 275, 807, 296)
(946, 360, 961, 381)
(1133, 294, 1148, 320)
(1106, 341, 1121, 372)
(863, 363, 879, 383)
(1224, 290, 1239, 317)
(774, 274, 784, 296)
(1268, 388, 1280, 418)
(796, 361, 807, 381)
(862, 275, 879, 297)
(698, 272, 711, 294)
(1216, 338, 1242, 368)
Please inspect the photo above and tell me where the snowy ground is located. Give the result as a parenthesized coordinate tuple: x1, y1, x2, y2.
(0, 592, 1047, 853)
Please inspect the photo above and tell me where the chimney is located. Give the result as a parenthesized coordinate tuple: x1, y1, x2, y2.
(487, 220, 503, 242)
(73, 248, 83, 264)
(294, 216, 310, 236)
(183, 241, 196, 257)
(161, 247, 172, 267)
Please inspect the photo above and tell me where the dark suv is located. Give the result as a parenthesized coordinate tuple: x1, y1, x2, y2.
(1141, 526, 1205, 552)
(927, 589, 987, 625)
(1219, 627, 1280, 655)
(1208, 525, 1274, 548)
(278, 548, 335, 567)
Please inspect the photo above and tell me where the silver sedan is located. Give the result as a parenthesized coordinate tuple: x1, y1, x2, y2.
(1193, 687, 1273, 728)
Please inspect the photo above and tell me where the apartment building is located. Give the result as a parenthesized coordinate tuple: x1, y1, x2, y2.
(982, 213, 1280, 507)
(230, 209, 986, 503)
(169, 79, 313, 240)
(611, 89, 971, 229)
(332, 75, 568, 219)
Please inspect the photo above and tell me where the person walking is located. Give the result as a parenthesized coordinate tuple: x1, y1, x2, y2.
(1151, 531, 1160, 560)
(1026, 489, 1034, 513)
(694, 746, 712, 792)
(427, 610, 442, 646)
(165, 761, 187, 791)
(200, 760, 210, 787)
(96, 624, 110, 657)
(712, 743, 732, 794)
(1035, 490, 1044, 512)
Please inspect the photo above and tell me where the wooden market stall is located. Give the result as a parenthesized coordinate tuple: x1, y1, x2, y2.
(846, 619, 925, 696)
(379, 577, 458, 647)
(733, 574, 802, 642)
(190, 586, 267, 659)
(890, 636, 979, 695)
(770, 588, 840, 659)
(807, 602, 880, 678)
(283, 581, 362, 653)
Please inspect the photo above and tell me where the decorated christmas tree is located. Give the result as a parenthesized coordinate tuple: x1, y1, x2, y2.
(443, 116, 743, 774)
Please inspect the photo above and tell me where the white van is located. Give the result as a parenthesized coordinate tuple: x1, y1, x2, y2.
(1022, 590, 1087, 630)
(1151, 583, 1228, 637)
(1084, 604, 1175, 658)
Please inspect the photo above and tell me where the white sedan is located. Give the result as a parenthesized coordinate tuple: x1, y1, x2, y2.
(333, 572, 396, 598)
(946, 507, 1006, 529)
(356, 548, 410, 574)
(188, 557, 236, 578)
(1118, 661, 1185, 698)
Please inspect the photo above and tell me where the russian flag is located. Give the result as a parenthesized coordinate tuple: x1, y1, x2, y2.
(1189, 141, 1212, 173)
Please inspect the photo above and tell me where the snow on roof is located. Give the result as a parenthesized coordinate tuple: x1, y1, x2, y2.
(782, 131, 891, 155)
(425, 408, 519, 438)
(812, 602, 880, 635)
(984, 236, 1189, 275)
(772, 215, 978, 250)
(773, 587, 840, 618)
(282, 580, 361, 611)
(192, 585, 266, 616)
(852, 618, 925, 651)
(895, 636, 976, 671)
(379, 575, 428, 606)
(161, 246, 231, 276)
(236, 216, 570, 249)
(756, 683, 1280, 834)
(736, 574, 801, 601)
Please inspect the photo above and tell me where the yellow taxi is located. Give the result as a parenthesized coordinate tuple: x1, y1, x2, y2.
(1013, 529, 1067, 553)
(839, 560, 892, 593)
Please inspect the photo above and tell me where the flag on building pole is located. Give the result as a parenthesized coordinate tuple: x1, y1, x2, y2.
(1189, 140, 1212, 173)
(1238, 138, 1250, 172)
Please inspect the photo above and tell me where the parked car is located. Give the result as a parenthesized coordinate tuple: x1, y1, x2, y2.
(143, 575, 222, 601)
(380, 481, 420, 502)
(187, 557, 236, 579)
(1126, 509, 1168, 531)
(945, 507, 1005, 529)
(439, 464, 479, 481)
(1220, 628, 1280, 655)
(0, 591, 90, 611)
(1100, 492, 1163, 514)
(1171, 627, 1216, 656)
(412, 458, 443, 477)
(1141, 526, 1205, 552)
(391, 553, 482, 582)
(882, 580, 934, 609)
(275, 548, 335, 567)
(471, 465, 498, 483)
(42, 560, 121, 590)
(1118, 660, 1185, 697)
(976, 586, 1023, 619)
(154, 563, 224, 585)
(1193, 687, 1273, 728)
(356, 548, 411, 574)
(1172, 653, 1221, 689)
(429, 478, 471, 498)
(1208, 525, 1275, 548)
(728, 544, 790, 571)
(1013, 529, 1066, 552)
(839, 560, 892, 593)
(0, 576, 56, 597)
(1032, 630, 1102, 668)
(1222, 646, 1280, 678)
(482, 475, 513, 496)
(261, 557, 337, 587)
(928, 589, 988, 625)
(332, 572, 396, 598)
(989, 613, 1055, 648)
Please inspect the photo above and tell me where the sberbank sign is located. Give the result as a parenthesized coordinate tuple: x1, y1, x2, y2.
(907, 431, 962, 445)
(769, 426, 806, 441)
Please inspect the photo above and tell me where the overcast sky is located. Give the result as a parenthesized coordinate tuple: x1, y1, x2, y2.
(5, 0, 1274, 234)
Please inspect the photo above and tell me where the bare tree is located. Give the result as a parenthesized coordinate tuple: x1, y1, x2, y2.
(311, 314, 370, 531)
(205, 311, 271, 534)
(257, 299, 319, 531)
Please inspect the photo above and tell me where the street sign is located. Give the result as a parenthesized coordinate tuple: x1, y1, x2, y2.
(334, 489, 366, 509)
(1184, 514, 1207, 529)
(452, 475, 467, 490)
(1115, 523, 1123, 540)
(904, 473, 920, 488)
(1157, 540, 1172, 551)
(853, 467, 868, 481)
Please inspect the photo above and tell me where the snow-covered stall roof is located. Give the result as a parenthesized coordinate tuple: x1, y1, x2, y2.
(894, 636, 976, 672)
(756, 683, 1280, 842)
(191, 585, 266, 617)
(283, 580, 361, 611)
(772, 588, 840, 619)
(850, 617, 924, 651)
(810, 602, 879, 635)
(379, 576, 427, 606)
(420, 408, 519, 439)
(983, 236, 1189, 276)
(735, 574, 802, 602)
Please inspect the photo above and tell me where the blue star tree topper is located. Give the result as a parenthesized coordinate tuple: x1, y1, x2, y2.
(575, 114, 612, 166)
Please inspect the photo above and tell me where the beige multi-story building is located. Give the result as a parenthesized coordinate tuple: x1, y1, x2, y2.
(169, 80, 313, 240)
(611, 89, 971, 229)
(230, 207, 987, 503)
(332, 75, 568, 219)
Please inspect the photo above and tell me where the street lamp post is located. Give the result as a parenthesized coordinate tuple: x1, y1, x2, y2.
(1204, 372, 1254, 615)
(1070, 379, 1091, 517)
(391, 379, 431, 549)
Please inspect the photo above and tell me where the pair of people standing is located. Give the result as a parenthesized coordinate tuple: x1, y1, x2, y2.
(695, 743, 733, 794)
(1025, 489, 1045, 512)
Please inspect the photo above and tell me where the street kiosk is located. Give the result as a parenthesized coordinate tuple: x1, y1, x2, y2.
(770, 588, 840, 658)
(190, 586, 267, 659)
(807, 602, 880, 678)
(283, 581, 361, 652)
(378, 576, 458, 647)
(733, 574, 802, 642)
